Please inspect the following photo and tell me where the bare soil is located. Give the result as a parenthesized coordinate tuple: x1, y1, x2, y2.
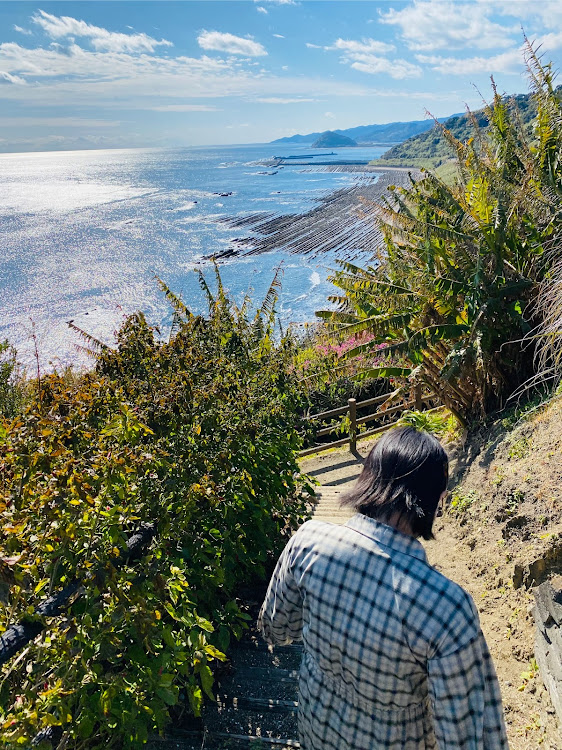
(428, 399, 562, 749)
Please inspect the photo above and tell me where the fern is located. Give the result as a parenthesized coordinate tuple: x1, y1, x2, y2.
(67, 321, 110, 353)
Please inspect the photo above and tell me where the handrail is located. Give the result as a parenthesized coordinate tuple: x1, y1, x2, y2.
(304, 404, 349, 421)
(299, 384, 438, 458)
(0, 522, 157, 667)
(304, 392, 390, 422)
(356, 400, 414, 425)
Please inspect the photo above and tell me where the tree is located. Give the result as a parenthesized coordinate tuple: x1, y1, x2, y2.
(318, 44, 562, 423)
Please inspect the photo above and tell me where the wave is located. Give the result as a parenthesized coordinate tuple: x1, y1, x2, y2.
(309, 271, 321, 288)
(172, 202, 197, 211)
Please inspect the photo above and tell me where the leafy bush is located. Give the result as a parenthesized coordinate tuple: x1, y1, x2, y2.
(0, 340, 23, 419)
(293, 326, 400, 413)
(397, 409, 457, 439)
(0, 270, 312, 748)
(317, 47, 562, 424)
(449, 489, 479, 516)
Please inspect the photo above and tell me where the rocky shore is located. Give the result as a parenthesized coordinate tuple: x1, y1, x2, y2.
(213, 166, 419, 260)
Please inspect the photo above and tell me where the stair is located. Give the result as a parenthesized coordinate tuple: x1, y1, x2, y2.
(153, 635, 302, 749)
(154, 446, 364, 748)
(311, 486, 354, 524)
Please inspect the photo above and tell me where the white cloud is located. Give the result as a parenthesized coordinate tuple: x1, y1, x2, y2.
(32, 10, 173, 54)
(255, 0, 296, 5)
(0, 116, 119, 127)
(328, 38, 395, 55)
(417, 51, 519, 75)
(257, 6, 268, 14)
(417, 28, 562, 76)
(533, 30, 562, 55)
(0, 70, 26, 85)
(197, 30, 267, 57)
(256, 96, 317, 103)
(380, 1, 517, 52)
(13, 25, 32, 36)
(324, 111, 335, 119)
(273, 34, 285, 39)
(477, 0, 562, 28)
(306, 43, 322, 49)
(350, 57, 422, 79)
(0, 38, 381, 111)
(150, 104, 220, 111)
(325, 37, 421, 80)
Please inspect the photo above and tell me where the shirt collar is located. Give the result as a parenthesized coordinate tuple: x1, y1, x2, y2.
(344, 513, 428, 563)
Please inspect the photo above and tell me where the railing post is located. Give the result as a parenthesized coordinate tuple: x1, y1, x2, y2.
(348, 398, 357, 453)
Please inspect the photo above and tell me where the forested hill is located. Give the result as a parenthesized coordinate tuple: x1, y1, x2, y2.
(270, 116, 456, 145)
(379, 92, 536, 166)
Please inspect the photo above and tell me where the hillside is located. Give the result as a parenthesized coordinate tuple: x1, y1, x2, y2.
(377, 92, 536, 167)
(433, 396, 562, 748)
(311, 131, 357, 148)
(271, 116, 455, 145)
(273, 132, 322, 144)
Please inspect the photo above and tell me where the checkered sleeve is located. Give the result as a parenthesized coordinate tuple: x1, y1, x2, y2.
(428, 626, 508, 749)
(258, 533, 304, 646)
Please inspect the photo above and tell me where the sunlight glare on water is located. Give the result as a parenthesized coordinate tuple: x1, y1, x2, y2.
(0, 144, 386, 370)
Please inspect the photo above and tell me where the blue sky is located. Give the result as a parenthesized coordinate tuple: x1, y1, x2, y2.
(1, 0, 562, 152)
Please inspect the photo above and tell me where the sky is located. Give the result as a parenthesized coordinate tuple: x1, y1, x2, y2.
(1, 0, 562, 152)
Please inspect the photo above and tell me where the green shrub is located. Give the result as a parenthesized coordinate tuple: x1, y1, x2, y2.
(449, 489, 479, 515)
(0, 340, 23, 419)
(397, 409, 451, 437)
(508, 436, 531, 460)
(0, 271, 313, 748)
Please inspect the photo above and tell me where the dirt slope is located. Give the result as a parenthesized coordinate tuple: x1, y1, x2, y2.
(430, 397, 562, 749)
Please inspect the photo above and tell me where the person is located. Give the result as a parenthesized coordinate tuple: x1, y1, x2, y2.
(258, 426, 508, 749)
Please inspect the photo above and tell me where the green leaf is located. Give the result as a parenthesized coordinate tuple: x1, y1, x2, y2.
(199, 664, 215, 700)
(156, 687, 177, 706)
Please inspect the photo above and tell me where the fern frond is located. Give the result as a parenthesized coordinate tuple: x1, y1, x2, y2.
(256, 265, 283, 325)
(196, 269, 216, 309)
(67, 321, 110, 352)
(156, 277, 192, 319)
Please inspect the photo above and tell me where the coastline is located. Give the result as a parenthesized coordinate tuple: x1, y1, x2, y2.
(0, 147, 411, 369)
(214, 166, 420, 260)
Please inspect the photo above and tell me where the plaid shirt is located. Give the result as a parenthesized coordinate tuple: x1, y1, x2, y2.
(258, 515, 508, 750)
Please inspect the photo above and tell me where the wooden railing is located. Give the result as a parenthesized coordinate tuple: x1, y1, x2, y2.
(299, 385, 437, 457)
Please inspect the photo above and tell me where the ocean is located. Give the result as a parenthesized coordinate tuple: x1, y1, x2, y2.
(0, 142, 387, 369)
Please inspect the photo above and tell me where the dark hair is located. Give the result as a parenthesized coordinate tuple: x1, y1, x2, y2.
(341, 426, 448, 540)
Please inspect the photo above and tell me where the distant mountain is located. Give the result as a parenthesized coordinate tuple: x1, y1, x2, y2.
(270, 116, 457, 146)
(272, 132, 322, 144)
(311, 131, 358, 148)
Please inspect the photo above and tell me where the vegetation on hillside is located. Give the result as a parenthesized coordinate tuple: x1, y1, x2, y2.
(0, 269, 314, 748)
(377, 89, 539, 168)
(0, 341, 23, 420)
(319, 48, 562, 424)
(311, 131, 358, 148)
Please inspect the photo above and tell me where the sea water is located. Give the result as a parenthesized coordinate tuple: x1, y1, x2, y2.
(0, 143, 387, 369)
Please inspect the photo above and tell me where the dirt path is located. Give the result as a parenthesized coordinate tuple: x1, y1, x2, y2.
(300, 441, 561, 750)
